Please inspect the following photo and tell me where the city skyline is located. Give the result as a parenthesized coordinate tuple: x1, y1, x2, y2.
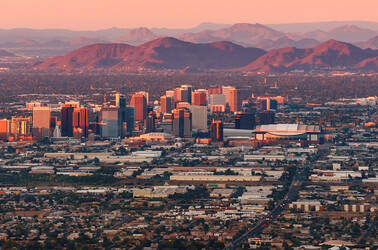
(0, 1, 377, 248)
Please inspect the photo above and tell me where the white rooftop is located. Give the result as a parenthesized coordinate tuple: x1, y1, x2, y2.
(254, 124, 320, 133)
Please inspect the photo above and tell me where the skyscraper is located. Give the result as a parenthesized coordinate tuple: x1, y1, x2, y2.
(61, 103, 88, 138)
(174, 87, 186, 103)
(210, 120, 223, 142)
(115, 92, 120, 107)
(160, 95, 174, 114)
(235, 112, 256, 129)
(260, 110, 275, 125)
(61, 103, 77, 137)
(268, 99, 278, 110)
(165, 90, 175, 98)
(172, 108, 192, 138)
(144, 112, 156, 133)
(100, 107, 119, 138)
(222, 86, 241, 113)
(136, 91, 149, 104)
(189, 105, 208, 132)
(101, 94, 135, 139)
(192, 90, 207, 106)
(228, 88, 241, 113)
(174, 85, 192, 104)
(208, 87, 222, 95)
(130, 93, 147, 122)
(260, 98, 278, 111)
(0, 119, 10, 140)
(11, 116, 32, 140)
(72, 107, 88, 138)
(118, 98, 135, 138)
(180, 85, 192, 104)
(32, 106, 51, 139)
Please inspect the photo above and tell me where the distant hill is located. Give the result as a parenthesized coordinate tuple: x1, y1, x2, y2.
(177, 23, 378, 47)
(0, 49, 16, 57)
(0, 38, 39, 48)
(178, 23, 284, 46)
(238, 40, 378, 72)
(37, 37, 266, 71)
(69, 37, 109, 47)
(267, 21, 378, 33)
(254, 37, 320, 50)
(325, 25, 377, 43)
(297, 25, 378, 43)
(356, 36, 378, 49)
(116, 28, 159, 45)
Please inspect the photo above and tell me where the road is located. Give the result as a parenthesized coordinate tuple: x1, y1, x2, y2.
(225, 167, 306, 250)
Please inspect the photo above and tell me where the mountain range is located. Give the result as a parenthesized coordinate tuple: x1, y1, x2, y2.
(238, 39, 378, 72)
(36, 37, 378, 73)
(37, 37, 265, 71)
(2, 22, 378, 58)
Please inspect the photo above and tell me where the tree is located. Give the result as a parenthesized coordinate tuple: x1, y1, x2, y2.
(93, 157, 100, 164)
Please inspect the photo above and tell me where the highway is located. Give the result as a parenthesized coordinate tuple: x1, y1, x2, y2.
(225, 167, 305, 250)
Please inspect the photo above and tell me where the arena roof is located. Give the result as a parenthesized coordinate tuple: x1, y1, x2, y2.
(253, 124, 320, 134)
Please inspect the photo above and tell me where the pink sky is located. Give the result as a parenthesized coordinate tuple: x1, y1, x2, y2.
(2, 0, 378, 30)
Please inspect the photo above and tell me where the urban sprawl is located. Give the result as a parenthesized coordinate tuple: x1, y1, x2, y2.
(0, 84, 377, 249)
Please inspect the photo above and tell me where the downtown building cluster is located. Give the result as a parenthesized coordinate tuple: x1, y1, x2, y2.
(0, 85, 321, 146)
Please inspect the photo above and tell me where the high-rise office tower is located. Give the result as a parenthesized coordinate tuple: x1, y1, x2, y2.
(165, 90, 175, 98)
(50, 116, 57, 135)
(124, 106, 135, 137)
(136, 91, 149, 104)
(209, 94, 226, 113)
(222, 86, 241, 113)
(228, 88, 241, 113)
(130, 93, 147, 122)
(208, 87, 222, 95)
(221, 86, 233, 99)
(189, 105, 208, 132)
(61, 103, 88, 138)
(160, 95, 174, 114)
(11, 116, 32, 139)
(0, 119, 10, 140)
(32, 106, 51, 139)
(241, 99, 255, 113)
(118, 95, 135, 138)
(260, 98, 278, 111)
(100, 106, 119, 138)
(118, 95, 127, 108)
(72, 107, 88, 138)
(101, 94, 135, 139)
(235, 112, 256, 129)
(61, 103, 77, 137)
(174, 85, 192, 104)
(181, 85, 192, 104)
(176, 102, 191, 109)
(115, 93, 120, 107)
(209, 94, 226, 105)
(144, 112, 156, 133)
(260, 110, 275, 125)
(172, 108, 192, 138)
(210, 120, 223, 142)
(268, 99, 278, 110)
(174, 87, 186, 103)
(192, 90, 207, 106)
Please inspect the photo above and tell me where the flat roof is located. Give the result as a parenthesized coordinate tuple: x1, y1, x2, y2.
(254, 124, 320, 133)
